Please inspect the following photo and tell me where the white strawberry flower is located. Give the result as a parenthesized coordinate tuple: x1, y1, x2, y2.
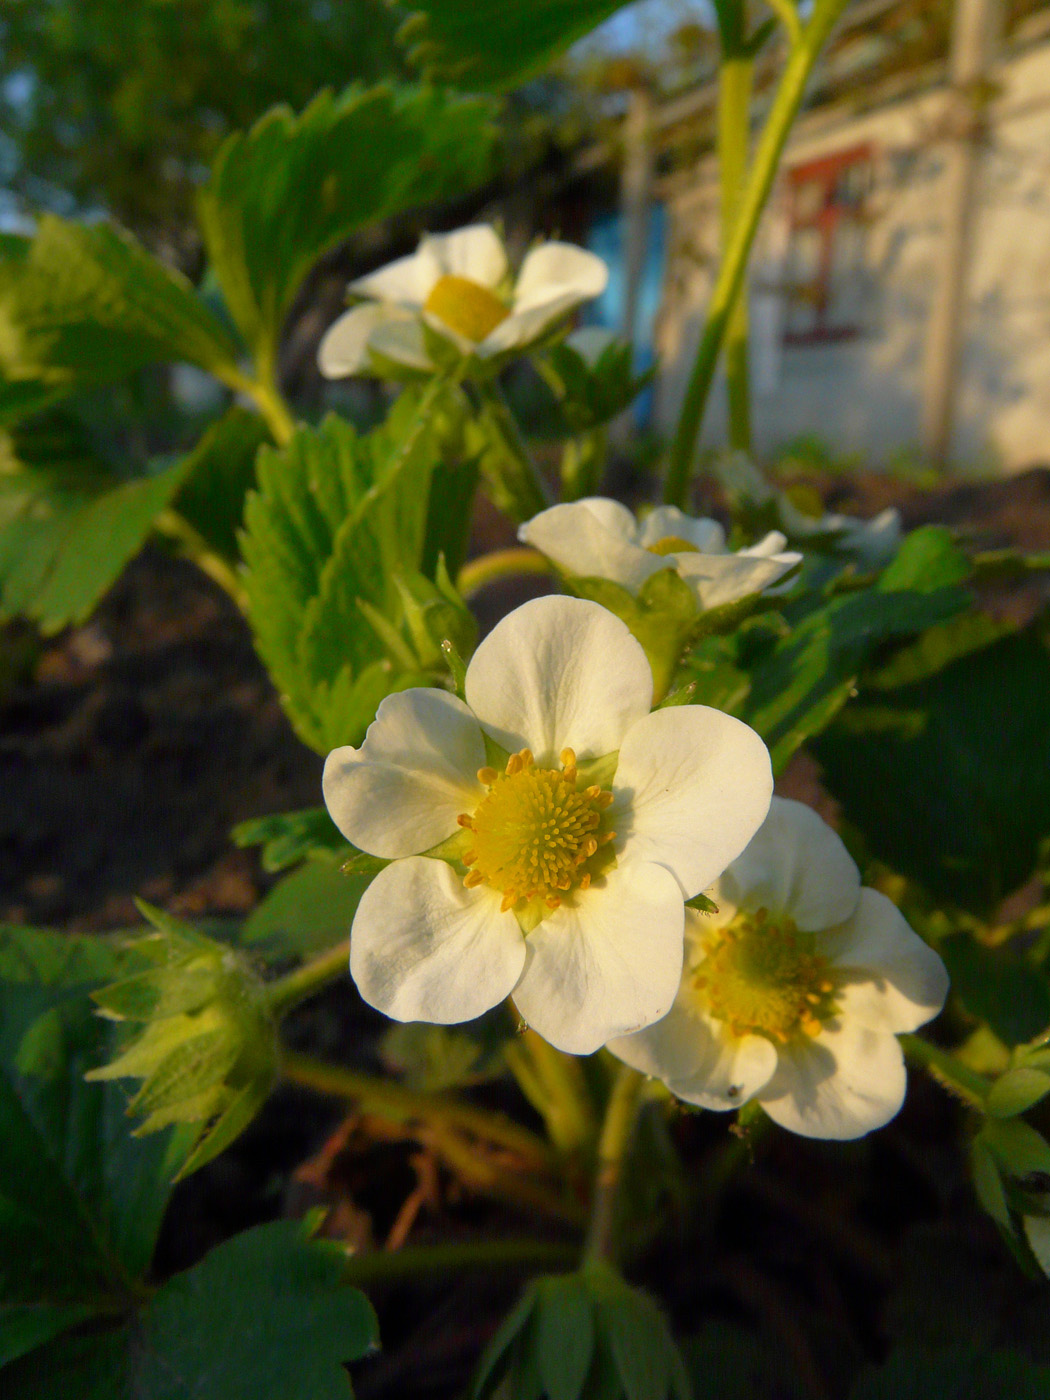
(318, 224, 608, 378)
(718, 452, 902, 568)
(519, 498, 801, 613)
(608, 797, 949, 1138)
(323, 596, 773, 1055)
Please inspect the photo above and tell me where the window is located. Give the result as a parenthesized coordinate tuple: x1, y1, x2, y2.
(782, 145, 874, 344)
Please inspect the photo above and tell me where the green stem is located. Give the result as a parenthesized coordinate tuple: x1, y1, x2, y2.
(900, 1034, 990, 1109)
(264, 940, 351, 1019)
(560, 428, 609, 500)
(719, 52, 755, 453)
(154, 508, 249, 612)
(504, 1029, 597, 1157)
(665, 0, 850, 506)
(456, 547, 557, 600)
(341, 1238, 577, 1287)
(583, 1065, 647, 1264)
(280, 1049, 557, 1168)
(469, 378, 552, 523)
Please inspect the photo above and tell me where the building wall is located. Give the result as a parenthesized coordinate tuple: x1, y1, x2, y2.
(653, 31, 1050, 473)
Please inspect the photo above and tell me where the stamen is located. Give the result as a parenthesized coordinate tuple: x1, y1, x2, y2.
(458, 750, 616, 910)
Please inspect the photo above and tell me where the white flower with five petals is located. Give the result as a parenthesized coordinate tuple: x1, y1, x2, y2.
(519, 498, 801, 614)
(323, 596, 773, 1055)
(608, 798, 949, 1138)
(318, 224, 608, 379)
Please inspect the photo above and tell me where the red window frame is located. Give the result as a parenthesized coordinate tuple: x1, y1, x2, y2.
(783, 143, 873, 346)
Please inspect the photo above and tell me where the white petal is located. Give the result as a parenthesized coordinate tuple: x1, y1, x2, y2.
(637, 507, 726, 554)
(739, 530, 791, 558)
(350, 858, 525, 1023)
(614, 705, 772, 897)
(348, 247, 440, 307)
(368, 316, 433, 370)
(667, 1023, 778, 1111)
(318, 304, 401, 378)
(513, 242, 608, 315)
(827, 888, 949, 1034)
(716, 797, 860, 932)
(425, 224, 508, 288)
(477, 292, 588, 356)
(607, 990, 709, 1082)
(517, 500, 663, 594)
(464, 595, 653, 766)
(512, 861, 685, 1055)
(673, 550, 801, 611)
(323, 689, 485, 858)
(758, 1019, 907, 1139)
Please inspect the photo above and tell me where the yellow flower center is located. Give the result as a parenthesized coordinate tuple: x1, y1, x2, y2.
(457, 748, 615, 913)
(647, 535, 700, 556)
(692, 909, 837, 1043)
(423, 274, 510, 344)
(784, 483, 826, 520)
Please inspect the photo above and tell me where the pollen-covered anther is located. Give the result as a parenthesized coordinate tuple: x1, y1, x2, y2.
(693, 909, 839, 1044)
(460, 746, 616, 912)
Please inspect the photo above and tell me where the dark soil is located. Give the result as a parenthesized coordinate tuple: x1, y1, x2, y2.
(4, 470, 1050, 1398)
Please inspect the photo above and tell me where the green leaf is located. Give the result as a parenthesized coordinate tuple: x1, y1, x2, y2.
(0, 925, 187, 1364)
(472, 1285, 539, 1397)
(4, 1219, 379, 1399)
(232, 807, 347, 872)
(0, 215, 242, 421)
(971, 1136, 1012, 1230)
(198, 83, 495, 364)
(399, 0, 634, 90)
(981, 1116, 1050, 1180)
(380, 1015, 509, 1092)
(813, 628, 1050, 915)
(242, 861, 370, 959)
(0, 404, 228, 632)
(535, 1276, 596, 1400)
(940, 937, 1050, 1047)
(850, 1346, 1050, 1400)
(173, 407, 270, 561)
(240, 406, 441, 752)
(987, 1066, 1050, 1119)
(592, 1269, 675, 1400)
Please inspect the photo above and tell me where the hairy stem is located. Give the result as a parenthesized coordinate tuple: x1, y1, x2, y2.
(457, 547, 556, 600)
(280, 1049, 557, 1168)
(664, 0, 850, 506)
(900, 1033, 990, 1109)
(583, 1065, 647, 1264)
(264, 940, 351, 1019)
(504, 1029, 597, 1157)
(561, 428, 609, 500)
(719, 52, 755, 453)
(154, 509, 248, 612)
(469, 378, 552, 523)
(341, 1237, 577, 1286)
